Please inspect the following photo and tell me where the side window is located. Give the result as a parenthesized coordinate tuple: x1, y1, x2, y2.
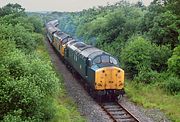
(68, 38, 73, 41)
(74, 54, 76, 60)
(62, 38, 68, 44)
(93, 57, 101, 64)
(74, 54, 78, 61)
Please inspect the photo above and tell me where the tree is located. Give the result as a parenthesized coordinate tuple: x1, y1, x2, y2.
(0, 3, 25, 17)
(120, 36, 152, 76)
(147, 11, 179, 48)
(120, 36, 171, 77)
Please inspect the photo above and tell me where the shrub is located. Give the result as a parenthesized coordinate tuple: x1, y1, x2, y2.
(28, 16, 43, 33)
(0, 4, 61, 121)
(134, 66, 159, 84)
(121, 35, 172, 78)
(0, 78, 44, 120)
(168, 45, 180, 76)
(0, 40, 59, 121)
(27, 53, 59, 95)
(0, 14, 34, 32)
(151, 45, 172, 72)
(163, 76, 180, 94)
(3, 114, 24, 122)
(120, 36, 153, 76)
(0, 14, 44, 53)
(0, 24, 37, 53)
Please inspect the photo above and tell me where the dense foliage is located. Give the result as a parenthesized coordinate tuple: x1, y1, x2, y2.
(43, 0, 180, 94)
(168, 45, 180, 76)
(0, 4, 60, 121)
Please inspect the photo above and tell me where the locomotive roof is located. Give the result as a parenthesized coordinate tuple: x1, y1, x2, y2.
(54, 32, 72, 41)
(68, 41, 106, 59)
(47, 26, 58, 34)
(55, 31, 63, 36)
(66, 40, 78, 46)
(69, 42, 86, 51)
(80, 47, 104, 59)
(62, 37, 73, 45)
(61, 33, 71, 40)
(47, 20, 59, 27)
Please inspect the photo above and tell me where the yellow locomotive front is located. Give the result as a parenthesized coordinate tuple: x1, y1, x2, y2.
(95, 67, 124, 90)
(87, 53, 125, 100)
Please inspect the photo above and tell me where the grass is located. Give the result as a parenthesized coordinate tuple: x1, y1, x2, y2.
(47, 89, 85, 122)
(53, 92, 86, 122)
(125, 80, 180, 122)
(51, 74, 86, 122)
(37, 40, 86, 122)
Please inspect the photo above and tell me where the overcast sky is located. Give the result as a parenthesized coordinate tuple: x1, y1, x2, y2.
(0, 0, 153, 12)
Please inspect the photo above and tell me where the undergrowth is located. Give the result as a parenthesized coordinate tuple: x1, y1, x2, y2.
(126, 80, 180, 122)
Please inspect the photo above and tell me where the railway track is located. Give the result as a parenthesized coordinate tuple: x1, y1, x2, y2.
(100, 102, 140, 122)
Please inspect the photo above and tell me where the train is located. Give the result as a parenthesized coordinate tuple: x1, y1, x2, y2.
(46, 20, 125, 101)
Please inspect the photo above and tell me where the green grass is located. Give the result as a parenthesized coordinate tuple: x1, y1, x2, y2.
(47, 92, 85, 122)
(125, 80, 180, 122)
(51, 74, 86, 122)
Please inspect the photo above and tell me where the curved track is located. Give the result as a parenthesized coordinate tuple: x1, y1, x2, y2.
(100, 102, 140, 122)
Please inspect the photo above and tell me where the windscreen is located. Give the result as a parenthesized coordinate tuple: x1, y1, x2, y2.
(92, 55, 118, 65)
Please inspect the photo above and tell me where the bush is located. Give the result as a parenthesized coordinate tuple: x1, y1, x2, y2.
(0, 78, 44, 120)
(151, 45, 172, 72)
(28, 16, 43, 33)
(168, 45, 180, 76)
(27, 53, 59, 95)
(121, 35, 172, 78)
(120, 36, 153, 76)
(0, 4, 62, 121)
(0, 24, 37, 53)
(134, 67, 159, 84)
(0, 40, 59, 121)
(3, 114, 24, 122)
(0, 14, 34, 32)
(163, 76, 180, 94)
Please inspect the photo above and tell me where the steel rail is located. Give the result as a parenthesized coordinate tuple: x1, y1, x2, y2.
(100, 102, 140, 122)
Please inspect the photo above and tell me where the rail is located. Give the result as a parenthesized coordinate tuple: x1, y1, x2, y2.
(100, 102, 140, 122)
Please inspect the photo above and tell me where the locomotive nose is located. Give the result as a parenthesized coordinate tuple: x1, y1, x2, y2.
(95, 67, 124, 90)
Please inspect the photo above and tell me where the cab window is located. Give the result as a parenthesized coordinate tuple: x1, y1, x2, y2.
(101, 55, 109, 63)
(92, 55, 118, 65)
(110, 56, 118, 65)
(62, 38, 68, 44)
(93, 57, 101, 64)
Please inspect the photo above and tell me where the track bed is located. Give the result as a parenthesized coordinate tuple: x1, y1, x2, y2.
(100, 102, 139, 122)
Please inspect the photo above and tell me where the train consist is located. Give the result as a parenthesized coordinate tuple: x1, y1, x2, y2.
(46, 20, 125, 101)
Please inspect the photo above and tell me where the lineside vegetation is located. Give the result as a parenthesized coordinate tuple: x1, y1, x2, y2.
(0, 4, 84, 122)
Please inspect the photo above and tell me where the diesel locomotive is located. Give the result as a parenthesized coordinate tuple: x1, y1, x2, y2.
(46, 20, 125, 101)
